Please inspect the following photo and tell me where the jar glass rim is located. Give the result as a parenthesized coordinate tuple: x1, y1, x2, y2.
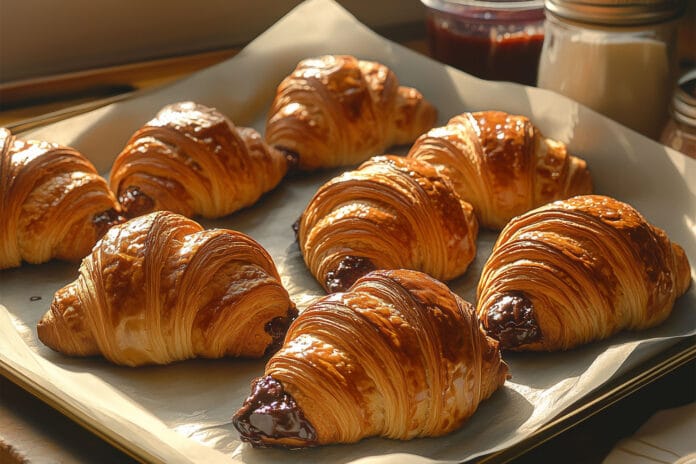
(422, 0, 545, 11)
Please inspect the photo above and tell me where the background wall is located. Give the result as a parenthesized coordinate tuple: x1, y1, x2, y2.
(0, 0, 426, 84)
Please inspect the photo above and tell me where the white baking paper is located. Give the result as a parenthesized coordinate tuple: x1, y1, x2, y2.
(1, 0, 695, 462)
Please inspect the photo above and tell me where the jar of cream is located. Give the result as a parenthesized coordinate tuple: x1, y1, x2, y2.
(537, 0, 685, 139)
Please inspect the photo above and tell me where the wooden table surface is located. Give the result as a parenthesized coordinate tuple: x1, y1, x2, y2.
(1, 18, 695, 463)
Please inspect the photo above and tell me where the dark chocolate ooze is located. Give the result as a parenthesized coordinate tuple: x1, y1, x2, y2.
(119, 186, 155, 218)
(263, 306, 299, 356)
(486, 291, 541, 349)
(276, 146, 300, 172)
(232, 376, 317, 448)
(92, 208, 125, 238)
(325, 256, 376, 293)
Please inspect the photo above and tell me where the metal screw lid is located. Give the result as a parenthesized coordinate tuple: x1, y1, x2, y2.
(545, 0, 685, 26)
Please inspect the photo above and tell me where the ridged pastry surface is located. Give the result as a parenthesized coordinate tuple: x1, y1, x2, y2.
(298, 155, 478, 292)
(408, 111, 592, 229)
(0, 128, 122, 269)
(265, 55, 437, 170)
(234, 269, 509, 447)
(37, 211, 296, 366)
(477, 195, 691, 351)
(109, 101, 288, 219)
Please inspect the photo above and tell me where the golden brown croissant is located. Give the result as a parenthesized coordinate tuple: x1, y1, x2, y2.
(298, 155, 478, 293)
(109, 101, 289, 219)
(407, 111, 592, 229)
(0, 128, 122, 270)
(477, 195, 691, 351)
(233, 269, 509, 447)
(265, 55, 437, 170)
(37, 211, 297, 366)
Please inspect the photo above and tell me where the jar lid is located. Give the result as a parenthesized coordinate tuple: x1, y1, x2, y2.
(545, 0, 685, 25)
(673, 69, 696, 128)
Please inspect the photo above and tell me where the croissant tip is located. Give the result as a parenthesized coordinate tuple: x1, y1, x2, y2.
(36, 312, 57, 350)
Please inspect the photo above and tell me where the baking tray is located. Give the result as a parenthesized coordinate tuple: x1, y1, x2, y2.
(1, 1, 695, 463)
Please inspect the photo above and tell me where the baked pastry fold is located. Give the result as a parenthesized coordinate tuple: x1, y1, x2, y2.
(407, 111, 592, 229)
(477, 195, 691, 351)
(233, 269, 509, 447)
(109, 101, 289, 219)
(0, 128, 122, 269)
(37, 211, 296, 366)
(298, 155, 478, 292)
(265, 55, 437, 170)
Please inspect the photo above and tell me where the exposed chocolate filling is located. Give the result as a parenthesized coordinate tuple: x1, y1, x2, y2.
(276, 146, 300, 172)
(92, 208, 125, 238)
(325, 256, 376, 293)
(232, 375, 317, 448)
(486, 291, 541, 349)
(119, 186, 155, 218)
(263, 306, 299, 356)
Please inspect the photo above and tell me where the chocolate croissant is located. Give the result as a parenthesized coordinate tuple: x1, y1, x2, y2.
(37, 211, 296, 366)
(407, 111, 592, 229)
(0, 128, 122, 270)
(233, 269, 509, 447)
(109, 101, 289, 219)
(265, 55, 437, 170)
(477, 195, 691, 351)
(298, 155, 478, 293)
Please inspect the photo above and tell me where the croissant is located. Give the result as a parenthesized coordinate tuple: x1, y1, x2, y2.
(477, 195, 691, 351)
(233, 269, 509, 447)
(37, 211, 297, 366)
(109, 101, 289, 219)
(407, 111, 592, 229)
(0, 128, 122, 270)
(265, 55, 437, 170)
(298, 155, 478, 293)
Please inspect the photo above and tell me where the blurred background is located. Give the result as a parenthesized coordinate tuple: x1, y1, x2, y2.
(0, 0, 693, 116)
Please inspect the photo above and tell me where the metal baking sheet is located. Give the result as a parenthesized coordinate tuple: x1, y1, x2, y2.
(1, 0, 694, 462)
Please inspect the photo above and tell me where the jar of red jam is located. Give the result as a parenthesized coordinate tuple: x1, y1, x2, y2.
(422, 0, 545, 86)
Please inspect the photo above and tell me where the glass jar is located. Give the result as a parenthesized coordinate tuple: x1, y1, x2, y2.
(661, 69, 696, 158)
(422, 0, 546, 86)
(537, 0, 685, 139)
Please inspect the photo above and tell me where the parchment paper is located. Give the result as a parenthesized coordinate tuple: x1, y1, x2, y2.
(1, 1, 695, 462)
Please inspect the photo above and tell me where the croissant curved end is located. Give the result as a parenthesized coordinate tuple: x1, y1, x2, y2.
(233, 375, 318, 448)
(37, 282, 99, 357)
(36, 310, 60, 352)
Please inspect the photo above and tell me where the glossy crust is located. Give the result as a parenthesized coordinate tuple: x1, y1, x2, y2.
(477, 195, 691, 351)
(233, 269, 509, 447)
(0, 128, 122, 270)
(265, 55, 437, 170)
(37, 211, 297, 366)
(109, 101, 289, 219)
(298, 155, 478, 293)
(407, 111, 592, 229)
